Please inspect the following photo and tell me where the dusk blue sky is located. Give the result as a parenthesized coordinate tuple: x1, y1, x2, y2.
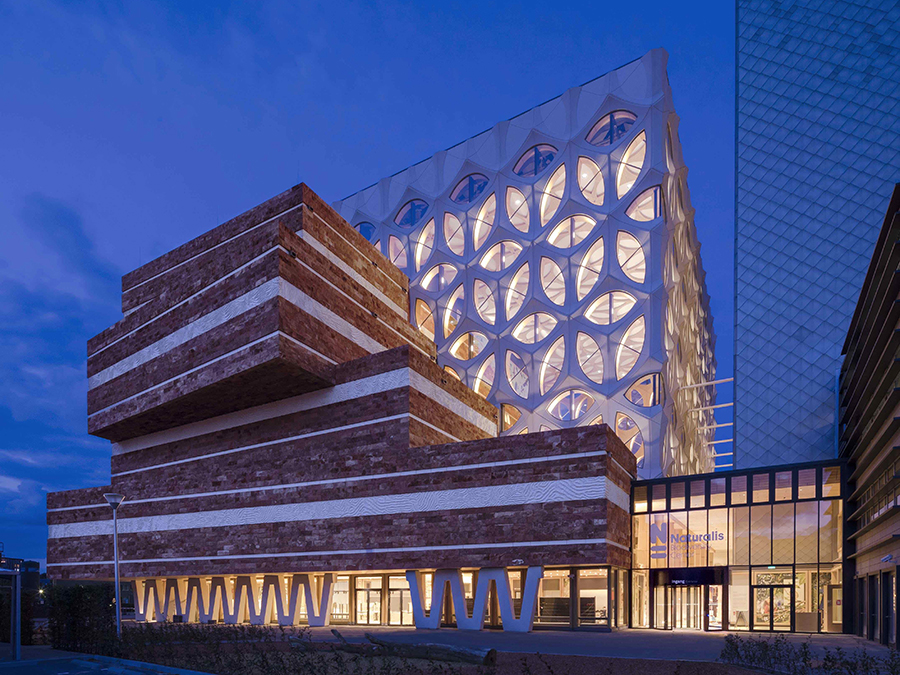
(0, 1, 735, 567)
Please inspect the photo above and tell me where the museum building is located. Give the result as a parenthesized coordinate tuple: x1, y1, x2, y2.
(46, 49, 856, 634)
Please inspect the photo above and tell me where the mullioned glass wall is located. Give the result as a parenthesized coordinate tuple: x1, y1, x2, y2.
(632, 463, 844, 632)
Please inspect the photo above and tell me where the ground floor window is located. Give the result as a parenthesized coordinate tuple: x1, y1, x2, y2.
(633, 564, 842, 632)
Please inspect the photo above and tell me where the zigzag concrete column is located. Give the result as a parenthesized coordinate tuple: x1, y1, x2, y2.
(406, 569, 467, 629)
(474, 567, 543, 632)
(406, 567, 544, 632)
(132, 578, 162, 622)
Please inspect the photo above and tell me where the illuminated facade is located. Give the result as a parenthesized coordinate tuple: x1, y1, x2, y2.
(334, 49, 717, 479)
(631, 461, 845, 632)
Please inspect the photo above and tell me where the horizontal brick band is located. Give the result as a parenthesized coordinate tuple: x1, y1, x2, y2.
(49, 476, 628, 539)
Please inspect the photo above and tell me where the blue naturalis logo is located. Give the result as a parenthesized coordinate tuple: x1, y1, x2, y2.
(649, 520, 725, 560)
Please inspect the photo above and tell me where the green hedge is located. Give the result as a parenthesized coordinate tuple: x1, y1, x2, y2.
(0, 581, 36, 646)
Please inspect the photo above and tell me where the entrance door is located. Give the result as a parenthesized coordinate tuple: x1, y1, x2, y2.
(752, 585, 793, 631)
(707, 585, 723, 630)
(670, 586, 702, 629)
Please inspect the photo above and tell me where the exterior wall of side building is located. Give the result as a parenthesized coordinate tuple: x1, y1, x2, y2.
(735, 0, 900, 468)
(48, 182, 637, 631)
(840, 185, 900, 646)
(333, 49, 717, 479)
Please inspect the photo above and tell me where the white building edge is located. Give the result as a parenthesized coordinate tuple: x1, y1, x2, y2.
(333, 48, 716, 478)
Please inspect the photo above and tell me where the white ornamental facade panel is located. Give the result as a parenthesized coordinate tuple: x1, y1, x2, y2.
(334, 49, 716, 478)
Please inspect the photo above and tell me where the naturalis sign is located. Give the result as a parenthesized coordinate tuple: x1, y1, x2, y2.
(650, 521, 724, 560)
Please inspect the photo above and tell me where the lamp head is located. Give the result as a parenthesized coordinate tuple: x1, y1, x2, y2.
(103, 493, 125, 510)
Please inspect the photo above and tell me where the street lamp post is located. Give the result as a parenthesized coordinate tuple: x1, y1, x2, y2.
(103, 493, 125, 638)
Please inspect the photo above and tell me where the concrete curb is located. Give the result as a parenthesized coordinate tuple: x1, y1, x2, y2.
(74, 655, 214, 675)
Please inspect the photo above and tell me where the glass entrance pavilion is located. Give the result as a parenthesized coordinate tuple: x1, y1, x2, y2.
(631, 460, 845, 632)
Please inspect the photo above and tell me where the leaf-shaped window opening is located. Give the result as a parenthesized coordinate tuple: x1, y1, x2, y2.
(616, 316, 646, 380)
(577, 156, 605, 206)
(626, 185, 663, 222)
(547, 389, 595, 422)
(513, 144, 557, 178)
(354, 221, 378, 243)
(625, 373, 664, 407)
(505, 350, 529, 399)
(512, 312, 558, 345)
(473, 193, 496, 251)
(450, 173, 489, 204)
(473, 354, 495, 398)
(576, 332, 604, 384)
(388, 235, 407, 268)
(421, 264, 457, 293)
(443, 213, 465, 257)
(395, 199, 429, 229)
(539, 164, 566, 226)
(448, 331, 488, 361)
(517, 427, 529, 435)
(547, 215, 596, 249)
(415, 299, 434, 342)
(414, 219, 435, 272)
(539, 336, 565, 395)
(540, 257, 565, 306)
(576, 238, 605, 301)
(586, 110, 637, 147)
(501, 404, 522, 432)
(615, 411, 645, 467)
(473, 279, 496, 325)
(443, 365, 461, 380)
(480, 240, 522, 272)
(443, 284, 465, 337)
(617, 231, 646, 283)
(616, 131, 646, 199)
(589, 415, 604, 425)
(505, 263, 530, 320)
(506, 186, 530, 233)
(584, 291, 637, 325)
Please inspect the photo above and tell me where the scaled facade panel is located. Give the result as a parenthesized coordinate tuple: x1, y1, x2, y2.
(735, 0, 900, 467)
(334, 49, 717, 479)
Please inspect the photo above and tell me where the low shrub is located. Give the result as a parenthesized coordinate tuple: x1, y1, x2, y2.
(720, 633, 899, 675)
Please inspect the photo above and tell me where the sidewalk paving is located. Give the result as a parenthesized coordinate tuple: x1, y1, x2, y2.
(306, 625, 893, 661)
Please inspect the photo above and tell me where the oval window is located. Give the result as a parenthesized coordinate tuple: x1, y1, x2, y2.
(450, 173, 489, 204)
(505, 350, 529, 399)
(539, 336, 565, 395)
(395, 199, 429, 229)
(577, 156, 605, 206)
(616, 131, 646, 199)
(512, 312, 557, 344)
(616, 231, 646, 283)
(506, 186, 530, 233)
(547, 215, 596, 249)
(547, 389, 595, 421)
(421, 264, 457, 292)
(615, 316, 646, 380)
(513, 144, 558, 178)
(586, 110, 637, 147)
(448, 331, 488, 360)
(584, 291, 637, 325)
(480, 240, 522, 272)
(539, 164, 566, 226)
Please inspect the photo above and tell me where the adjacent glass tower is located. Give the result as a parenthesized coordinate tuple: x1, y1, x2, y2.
(334, 49, 717, 479)
(735, 0, 900, 467)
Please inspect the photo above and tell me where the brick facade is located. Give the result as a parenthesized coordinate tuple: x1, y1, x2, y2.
(47, 183, 636, 610)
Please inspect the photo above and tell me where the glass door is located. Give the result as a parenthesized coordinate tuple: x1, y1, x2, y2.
(355, 576, 382, 625)
(707, 585, 723, 630)
(670, 586, 702, 629)
(387, 576, 413, 626)
(752, 585, 793, 631)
